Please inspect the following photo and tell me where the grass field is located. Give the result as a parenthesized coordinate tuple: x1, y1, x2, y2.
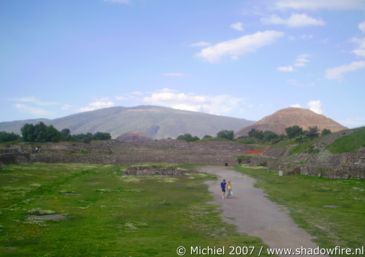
(237, 165, 365, 255)
(0, 163, 271, 257)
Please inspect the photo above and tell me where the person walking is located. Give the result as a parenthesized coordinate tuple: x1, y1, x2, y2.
(220, 179, 227, 199)
(227, 180, 233, 198)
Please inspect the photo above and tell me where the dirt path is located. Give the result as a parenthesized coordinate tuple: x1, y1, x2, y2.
(200, 166, 325, 257)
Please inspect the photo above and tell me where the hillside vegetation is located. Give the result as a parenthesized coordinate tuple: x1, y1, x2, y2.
(327, 127, 365, 153)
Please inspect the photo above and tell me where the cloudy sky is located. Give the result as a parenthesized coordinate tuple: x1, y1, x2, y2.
(1, 0, 365, 127)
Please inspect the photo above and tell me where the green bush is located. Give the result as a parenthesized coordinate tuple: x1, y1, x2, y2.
(217, 130, 234, 140)
(321, 129, 331, 136)
(285, 126, 303, 139)
(176, 133, 200, 142)
(0, 131, 20, 142)
(305, 126, 319, 139)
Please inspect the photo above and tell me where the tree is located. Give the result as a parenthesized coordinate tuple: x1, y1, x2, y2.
(177, 133, 199, 142)
(21, 123, 36, 142)
(217, 130, 234, 140)
(248, 129, 264, 140)
(285, 126, 304, 139)
(202, 135, 213, 140)
(262, 131, 279, 142)
(93, 132, 111, 140)
(46, 125, 61, 142)
(321, 129, 331, 136)
(0, 131, 20, 142)
(60, 128, 71, 140)
(21, 122, 61, 142)
(70, 133, 94, 143)
(306, 126, 319, 138)
(33, 122, 48, 142)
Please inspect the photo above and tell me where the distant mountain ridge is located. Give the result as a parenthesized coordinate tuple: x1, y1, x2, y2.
(0, 106, 254, 139)
(237, 107, 346, 137)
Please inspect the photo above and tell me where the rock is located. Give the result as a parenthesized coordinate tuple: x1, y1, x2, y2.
(27, 214, 66, 222)
(27, 208, 56, 216)
(322, 205, 338, 209)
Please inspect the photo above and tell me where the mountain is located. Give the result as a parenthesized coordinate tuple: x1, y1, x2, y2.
(0, 106, 254, 139)
(236, 107, 346, 137)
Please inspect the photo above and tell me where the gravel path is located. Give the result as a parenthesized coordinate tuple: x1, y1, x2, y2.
(200, 166, 326, 257)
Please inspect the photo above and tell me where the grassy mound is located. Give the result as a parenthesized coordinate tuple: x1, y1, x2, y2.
(327, 127, 365, 153)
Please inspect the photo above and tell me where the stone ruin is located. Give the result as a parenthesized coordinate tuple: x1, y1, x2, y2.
(124, 166, 192, 176)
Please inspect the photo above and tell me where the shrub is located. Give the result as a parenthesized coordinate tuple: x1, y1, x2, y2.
(321, 129, 331, 136)
(0, 131, 20, 142)
(305, 126, 319, 139)
(176, 133, 200, 142)
(285, 126, 303, 139)
(202, 135, 213, 140)
(217, 130, 234, 140)
(248, 129, 264, 140)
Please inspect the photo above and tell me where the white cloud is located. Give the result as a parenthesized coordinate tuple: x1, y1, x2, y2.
(230, 22, 244, 31)
(61, 104, 73, 111)
(11, 96, 73, 117)
(80, 98, 115, 112)
(325, 61, 365, 80)
(15, 104, 51, 117)
(277, 65, 294, 72)
(104, 0, 129, 4)
(197, 30, 284, 63)
(13, 97, 58, 106)
(262, 13, 325, 27)
(189, 41, 211, 47)
(307, 100, 322, 114)
(294, 54, 310, 67)
(277, 54, 310, 72)
(142, 88, 249, 116)
(275, 0, 364, 10)
(352, 37, 365, 57)
(290, 100, 323, 114)
(359, 21, 365, 33)
(162, 72, 186, 78)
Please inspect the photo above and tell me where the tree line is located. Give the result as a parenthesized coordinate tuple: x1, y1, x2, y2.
(176, 126, 331, 144)
(0, 122, 111, 143)
(177, 130, 235, 142)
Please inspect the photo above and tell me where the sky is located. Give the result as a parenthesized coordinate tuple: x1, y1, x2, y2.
(0, 0, 365, 128)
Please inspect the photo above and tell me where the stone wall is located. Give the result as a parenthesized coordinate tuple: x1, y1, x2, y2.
(0, 139, 254, 166)
(241, 149, 365, 179)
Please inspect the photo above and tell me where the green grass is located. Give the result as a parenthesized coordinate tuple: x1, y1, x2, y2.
(327, 127, 365, 153)
(289, 137, 322, 154)
(236, 165, 365, 256)
(0, 163, 271, 257)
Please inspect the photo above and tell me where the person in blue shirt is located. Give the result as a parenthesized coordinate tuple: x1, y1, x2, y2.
(220, 179, 227, 199)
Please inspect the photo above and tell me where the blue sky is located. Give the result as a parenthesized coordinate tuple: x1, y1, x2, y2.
(1, 0, 365, 127)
